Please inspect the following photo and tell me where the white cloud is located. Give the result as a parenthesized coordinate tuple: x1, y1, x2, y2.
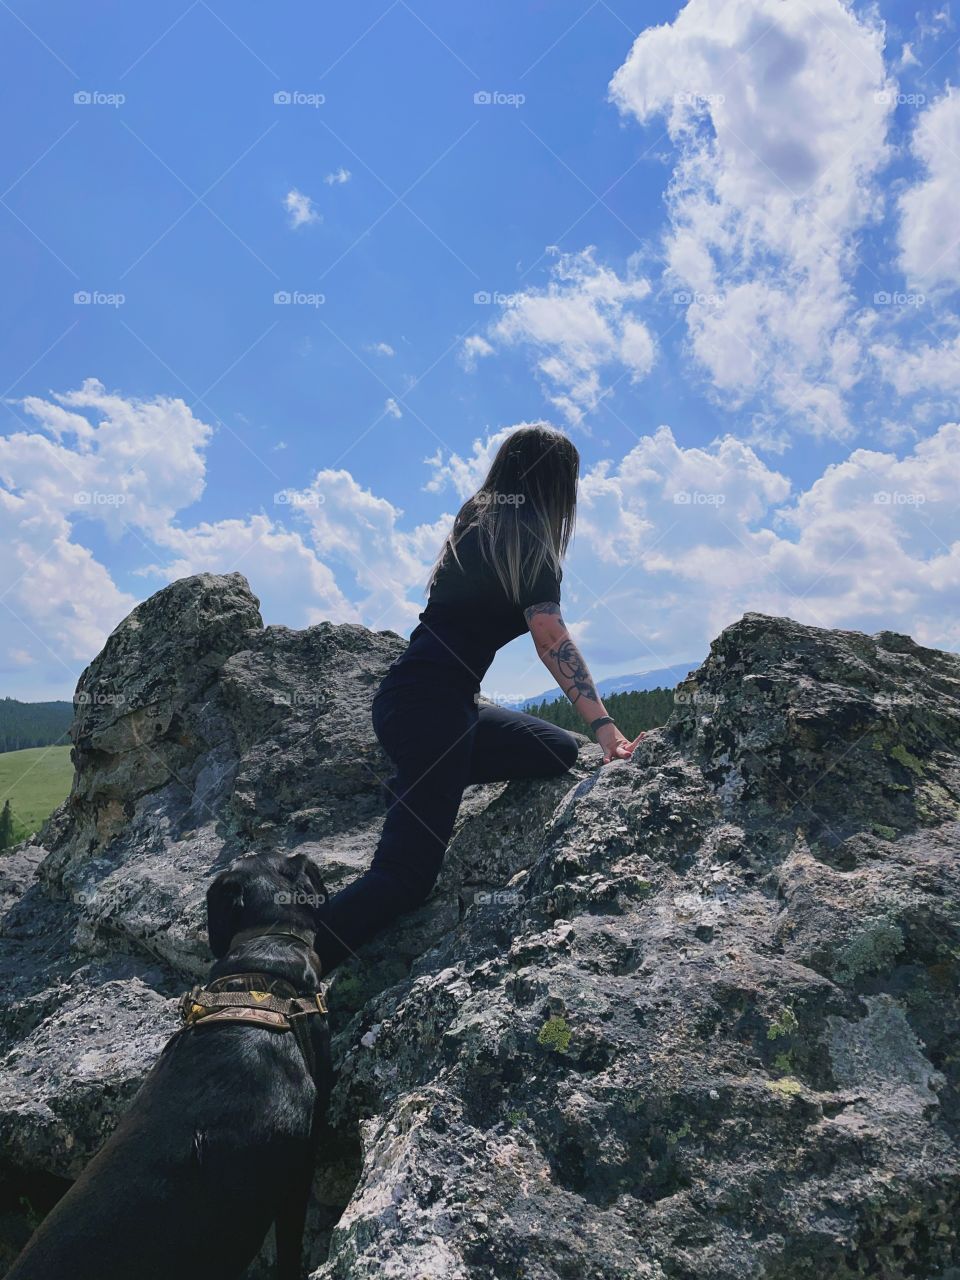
(324, 167, 352, 186)
(872, 330, 960, 396)
(466, 248, 656, 426)
(423, 425, 524, 498)
(563, 422, 960, 666)
(608, 0, 894, 438)
(0, 383, 378, 694)
(384, 397, 403, 420)
(897, 89, 960, 293)
(459, 334, 494, 372)
(284, 188, 321, 229)
(284, 469, 448, 631)
(148, 515, 355, 626)
(369, 342, 395, 357)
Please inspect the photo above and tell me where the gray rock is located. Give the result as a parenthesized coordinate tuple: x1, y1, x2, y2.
(1, 584, 959, 1279)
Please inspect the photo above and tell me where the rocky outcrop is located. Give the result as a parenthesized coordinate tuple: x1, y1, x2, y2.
(2, 575, 959, 1278)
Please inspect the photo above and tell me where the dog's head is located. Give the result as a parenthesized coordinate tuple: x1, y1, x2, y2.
(206, 851, 328, 958)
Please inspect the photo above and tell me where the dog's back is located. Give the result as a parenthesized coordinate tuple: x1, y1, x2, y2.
(7, 1016, 331, 1280)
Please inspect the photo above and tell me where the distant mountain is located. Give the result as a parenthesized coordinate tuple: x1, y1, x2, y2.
(0, 697, 73, 754)
(507, 661, 702, 710)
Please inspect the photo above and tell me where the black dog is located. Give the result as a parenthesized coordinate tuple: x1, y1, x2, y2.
(7, 852, 333, 1280)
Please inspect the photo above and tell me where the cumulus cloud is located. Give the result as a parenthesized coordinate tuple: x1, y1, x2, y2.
(283, 469, 449, 632)
(384, 397, 403, 420)
(324, 167, 352, 186)
(464, 249, 656, 426)
(897, 89, 960, 293)
(423, 425, 523, 497)
(0, 382, 381, 694)
(564, 422, 960, 666)
(284, 188, 321, 228)
(608, 0, 894, 438)
(369, 342, 395, 357)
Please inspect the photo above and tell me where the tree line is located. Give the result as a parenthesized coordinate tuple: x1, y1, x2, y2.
(526, 686, 676, 738)
(0, 698, 72, 754)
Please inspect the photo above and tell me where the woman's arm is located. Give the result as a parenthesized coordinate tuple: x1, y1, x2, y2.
(524, 602, 641, 763)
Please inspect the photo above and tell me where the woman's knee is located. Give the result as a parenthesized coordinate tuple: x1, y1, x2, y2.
(547, 728, 580, 774)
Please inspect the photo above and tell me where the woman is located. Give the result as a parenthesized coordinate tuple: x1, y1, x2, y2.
(313, 424, 641, 974)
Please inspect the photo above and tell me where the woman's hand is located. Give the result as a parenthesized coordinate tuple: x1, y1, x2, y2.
(596, 723, 644, 764)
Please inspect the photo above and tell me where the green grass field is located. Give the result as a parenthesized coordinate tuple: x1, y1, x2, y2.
(0, 745, 74, 844)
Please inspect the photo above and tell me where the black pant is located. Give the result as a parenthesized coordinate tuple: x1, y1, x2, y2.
(313, 676, 580, 974)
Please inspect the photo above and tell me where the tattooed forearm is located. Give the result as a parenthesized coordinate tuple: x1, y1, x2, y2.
(523, 600, 563, 624)
(548, 637, 600, 706)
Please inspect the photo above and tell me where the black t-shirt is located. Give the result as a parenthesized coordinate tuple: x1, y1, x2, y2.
(384, 523, 562, 691)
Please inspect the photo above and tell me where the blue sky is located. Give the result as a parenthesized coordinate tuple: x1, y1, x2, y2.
(1, 0, 958, 702)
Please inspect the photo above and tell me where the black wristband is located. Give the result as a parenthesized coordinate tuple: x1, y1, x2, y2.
(590, 715, 614, 732)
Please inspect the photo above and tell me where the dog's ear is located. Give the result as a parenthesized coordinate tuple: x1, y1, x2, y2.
(206, 871, 245, 958)
(282, 852, 307, 880)
(302, 856, 328, 904)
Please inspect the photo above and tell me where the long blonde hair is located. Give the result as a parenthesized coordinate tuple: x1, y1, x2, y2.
(426, 424, 580, 603)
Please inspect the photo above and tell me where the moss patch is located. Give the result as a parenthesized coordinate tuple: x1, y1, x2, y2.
(767, 1007, 799, 1040)
(836, 918, 905, 983)
(537, 1015, 572, 1054)
(766, 1076, 803, 1096)
(889, 744, 925, 776)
